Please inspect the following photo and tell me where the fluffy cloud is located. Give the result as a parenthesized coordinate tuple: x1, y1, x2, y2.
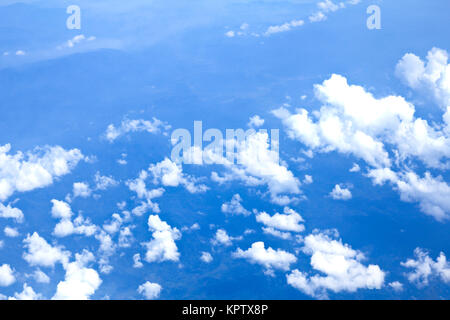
(367, 169, 450, 221)
(137, 281, 162, 300)
(4, 226, 19, 237)
(53, 250, 102, 300)
(149, 158, 208, 194)
(255, 207, 305, 234)
(0, 144, 86, 201)
(72, 182, 92, 199)
(51, 200, 98, 237)
(329, 184, 352, 200)
(143, 215, 181, 263)
(105, 118, 170, 142)
(396, 47, 450, 107)
(248, 115, 265, 128)
(221, 194, 250, 216)
(127, 170, 165, 215)
(287, 232, 385, 299)
(0, 203, 24, 223)
(200, 252, 213, 263)
(31, 269, 50, 284)
(233, 242, 297, 274)
(401, 248, 450, 286)
(274, 70, 450, 220)
(23, 232, 70, 268)
(0, 264, 15, 286)
(211, 131, 301, 205)
(9, 284, 42, 300)
(212, 229, 242, 247)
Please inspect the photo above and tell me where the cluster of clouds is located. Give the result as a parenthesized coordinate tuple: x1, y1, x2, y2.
(105, 118, 171, 142)
(0, 144, 86, 202)
(210, 131, 302, 205)
(273, 49, 450, 221)
(286, 231, 385, 299)
(225, 0, 360, 38)
(401, 248, 450, 286)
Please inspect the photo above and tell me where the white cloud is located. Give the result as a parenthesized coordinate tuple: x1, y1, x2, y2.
(367, 169, 450, 221)
(0, 144, 86, 201)
(388, 281, 404, 292)
(51, 200, 98, 237)
(9, 284, 42, 300)
(31, 269, 50, 284)
(318, 0, 344, 13)
(225, 30, 235, 38)
(401, 248, 450, 286)
(234, 242, 297, 274)
(396, 48, 450, 107)
(221, 194, 250, 216)
(58, 34, 96, 49)
(105, 118, 170, 142)
(212, 229, 242, 247)
(72, 182, 92, 198)
(94, 172, 119, 190)
(256, 207, 305, 233)
(264, 20, 304, 36)
(126, 170, 165, 215)
(23, 232, 70, 268)
(133, 253, 144, 268)
(138, 281, 162, 300)
(262, 227, 293, 240)
(53, 250, 102, 300)
(329, 184, 352, 200)
(248, 115, 265, 128)
(287, 232, 385, 299)
(200, 252, 213, 263)
(4, 226, 19, 237)
(309, 12, 327, 22)
(212, 131, 301, 205)
(143, 215, 181, 263)
(349, 163, 360, 172)
(303, 175, 313, 184)
(0, 202, 24, 223)
(0, 264, 15, 286)
(149, 158, 208, 194)
(15, 50, 26, 56)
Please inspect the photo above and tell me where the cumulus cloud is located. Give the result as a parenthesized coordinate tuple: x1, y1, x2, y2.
(31, 269, 50, 284)
(255, 207, 305, 235)
(149, 158, 208, 194)
(234, 242, 297, 274)
(274, 70, 450, 220)
(4, 226, 19, 237)
(23, 232, 70, 268)
(127, 170, 165, 216)
(401, 248, 450, 286)
(0, 264, 15, 286)
(53, 250, 102, 300)
(211, 131, 301, 205)
(138, 281, 162, 300)
(212, 229, 242, 247)
(133, 253, 144, 268)
(200, 252, 213, 263)
(143, 215, 181, 263)
(329, 184, 352, 200)
(0, 203, 24, 223)
(248, 115, 265, 128)
(396, 47, 450, 107)
(72, 182, 92, 199)
(105, 118, 170, 142)
(51, 200, 98, 237)
(221, 194, 250, 216)
(9, 284, 42, 300)
(0, 144, 86, 201)
(287, 232, 385, 299)
(367, 169, 450, 221)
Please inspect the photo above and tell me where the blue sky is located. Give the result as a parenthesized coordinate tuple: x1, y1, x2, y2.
(0, 0, 449, 300)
